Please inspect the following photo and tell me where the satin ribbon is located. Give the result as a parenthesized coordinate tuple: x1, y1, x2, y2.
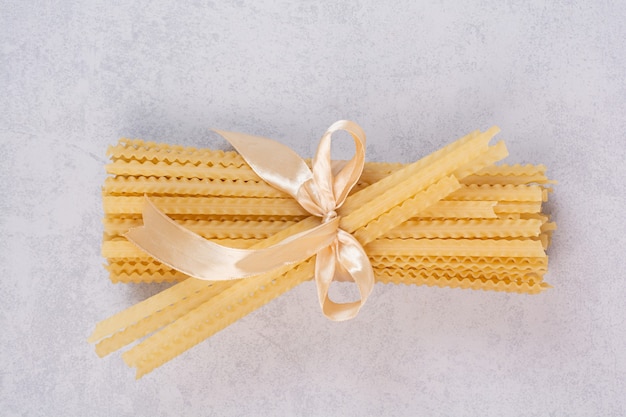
(125, 120, 375, 321)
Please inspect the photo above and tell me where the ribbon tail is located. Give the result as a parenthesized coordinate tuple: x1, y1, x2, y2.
(125, 197, 339, 281)
(315, 229, 376, 321)
(214, 129, 313, 200)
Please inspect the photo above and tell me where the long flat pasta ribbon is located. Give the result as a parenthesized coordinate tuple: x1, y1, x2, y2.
(125, 120, 375, 321)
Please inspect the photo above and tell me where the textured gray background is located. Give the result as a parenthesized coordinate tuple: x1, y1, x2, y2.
(1, 1, 625, 416)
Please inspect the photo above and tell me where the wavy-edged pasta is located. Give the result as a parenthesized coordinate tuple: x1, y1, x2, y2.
(92, 127, 554, 378)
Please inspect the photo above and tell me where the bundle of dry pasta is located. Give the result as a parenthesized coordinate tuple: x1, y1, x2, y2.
(91, 124, 555, 378)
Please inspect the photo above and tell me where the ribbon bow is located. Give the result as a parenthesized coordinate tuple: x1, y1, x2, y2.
(125, 120, 375, 321)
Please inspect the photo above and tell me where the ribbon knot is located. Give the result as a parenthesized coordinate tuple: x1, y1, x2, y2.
(322, 210, 338, 223)
(125, 120, 375, 321)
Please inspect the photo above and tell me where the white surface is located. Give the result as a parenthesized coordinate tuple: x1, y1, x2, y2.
(1, 1, 625, 416)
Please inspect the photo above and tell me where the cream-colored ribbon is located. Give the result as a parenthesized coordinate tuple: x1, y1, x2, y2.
(125, 120, 375, 321)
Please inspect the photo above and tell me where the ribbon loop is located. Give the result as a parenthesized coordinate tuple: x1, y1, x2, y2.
(125, 121, 376, 321)
(298, 120, 367, 217)
(316, 229, 375, 321)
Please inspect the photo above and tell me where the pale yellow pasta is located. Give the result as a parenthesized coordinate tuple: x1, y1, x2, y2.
(446, 184, 544, 202)
(102, 196, 306, 216)
(89, 216, 321, 343)
(109, 137, 405, 174)
(108, 138, 248, 167)
(103, 218, 297, 238)
(102, 238, 260, 259)
(365, 238, 546, 258)
(92, 128, 554, 378)
(109, 172, 466, 370)
(376, 268, 549, 293)
(340, 128, 496, 214)
(108, 138, 548, 197)
(97, 131, 504, 316)
(102, 186, 537, 218)
(104, 218, 541, 244)
(119, 181, 447, 374)
(111, 255, 548, 274)
(384, 218, 542, 239)
(494, 201, 542, 214)
(103, 163, 548, 198)
(113, 132, 506, 377)
(95, 279, 236, 357)
(107, 255, 547, 284)
(102, 179, 466, 354)
(452, 140, 508, 179)
(106, 159, 262, 181)
(123, 259, 318, 377)
(103, 172, 539, 199)
(104, 215, 545, 285)
(415, 201, 498, 219)
(475, 163, 547, 177)
(103, 176, 287, 198)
